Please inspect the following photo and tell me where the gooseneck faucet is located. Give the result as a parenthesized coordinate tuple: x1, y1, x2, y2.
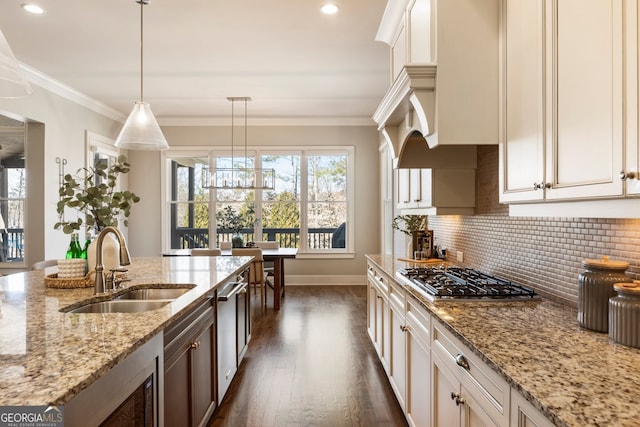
(94, 226, 132, 294)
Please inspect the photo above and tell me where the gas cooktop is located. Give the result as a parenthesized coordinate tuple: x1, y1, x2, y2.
(396, 266, 539, 302)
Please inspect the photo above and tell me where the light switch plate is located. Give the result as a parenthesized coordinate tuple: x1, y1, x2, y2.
(456, 251, 464, 263)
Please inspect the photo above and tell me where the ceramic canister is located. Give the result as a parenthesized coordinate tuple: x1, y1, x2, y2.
(609, 281, 640, 348)
(578, 256, 632, 332)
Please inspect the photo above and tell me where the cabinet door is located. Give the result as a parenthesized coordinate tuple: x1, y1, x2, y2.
(624, 2, 640, 196)
(397, 168, 411, 208)
(409, 168, 422, 207)
(192, 321, 216, 427)
(544, 0, 624, 200)
(510, 389, 554, 427)
(388, 302, 407, 410)
(500, 0, 545, 202)
(406, 299, 431, 427)
(432, 350, 461, 427)
(406, 328, 430, 427)
(237, 283, 250, 362)
(164, 342, 192, 427)
(367, 276, 377, 344)
(463, 387, 501, 427)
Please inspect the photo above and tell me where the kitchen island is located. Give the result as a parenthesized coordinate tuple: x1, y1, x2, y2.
(0, 256, 252, 414)
(367, 254, 640, 427)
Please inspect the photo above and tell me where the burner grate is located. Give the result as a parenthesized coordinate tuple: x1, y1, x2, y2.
(397, 267, 538, 301)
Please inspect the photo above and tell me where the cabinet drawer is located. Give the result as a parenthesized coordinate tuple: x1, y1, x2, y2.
(164, 298, 215, 362)
(389, 280, 406, 314)
(367, 262, 390, 295)
(406, 297, 430, 347)
(432, 321, 509, 422)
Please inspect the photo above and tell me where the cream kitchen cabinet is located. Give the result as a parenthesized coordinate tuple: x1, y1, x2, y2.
(431, 321, 510, 426)
(397, 167, 475, 215)
(366, 261, 432, 427)
(367, 261, 391, 373)
(500, 0, 626, 203)
(510, 388, 554, 427)
(405, 295, 431, 427)
(388, 279, 408, 409)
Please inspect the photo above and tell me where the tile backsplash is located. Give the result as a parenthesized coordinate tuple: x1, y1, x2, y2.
(428, 146, 640, 307)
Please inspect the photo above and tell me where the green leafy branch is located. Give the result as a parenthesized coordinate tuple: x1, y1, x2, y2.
(54, 155, 140, 234)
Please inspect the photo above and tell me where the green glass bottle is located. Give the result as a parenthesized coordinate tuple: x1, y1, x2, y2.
(80, 233, 92, 259)
(65, 233, 82, 259)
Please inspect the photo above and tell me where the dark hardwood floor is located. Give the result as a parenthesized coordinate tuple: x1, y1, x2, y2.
(208, 285, 408, 427)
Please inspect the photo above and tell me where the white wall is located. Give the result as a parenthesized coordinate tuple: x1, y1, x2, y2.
(0, 83, 122, 271)
(126, 125, 381, 280)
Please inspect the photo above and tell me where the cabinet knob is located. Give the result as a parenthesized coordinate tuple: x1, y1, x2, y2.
(455, 353, 470, 371)
(620, 170, 636, 181)
(450, 392, 465, 406)
(533, 182, 551, 190)
(190, 341, 200, 350)
(400, 325, 408, 332)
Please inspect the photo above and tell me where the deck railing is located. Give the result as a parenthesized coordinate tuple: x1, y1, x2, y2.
(172, 227, 341, 249)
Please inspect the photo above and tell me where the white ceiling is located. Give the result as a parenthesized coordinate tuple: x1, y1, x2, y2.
(0, 0, 391, 125)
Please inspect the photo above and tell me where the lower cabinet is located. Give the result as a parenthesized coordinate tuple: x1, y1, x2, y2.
(405, 297, 431, 427)
(431, 321, 509, 426)
(510, 389, 554, 427)
(164, 297, 216, 427)
(365, 260, 555, 427)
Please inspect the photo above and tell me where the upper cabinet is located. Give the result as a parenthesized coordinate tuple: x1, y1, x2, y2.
(374, 0, 500, 157)
(500, 0, 640, 206)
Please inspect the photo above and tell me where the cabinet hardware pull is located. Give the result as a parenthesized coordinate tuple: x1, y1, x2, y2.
(400, 325, 408, 332)
(190, 341, 199, 349)
(450, 392, 465, 406)
(376, 295, 382, 299)
(455, 353, 470, 370)
(533, 182, 551, 190)
(620, 170, 636, 181)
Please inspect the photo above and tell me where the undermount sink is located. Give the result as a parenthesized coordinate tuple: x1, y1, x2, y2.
(66, 300, 171, 314)
(61, 284, 196, 314)
(115, 287, 193, 300)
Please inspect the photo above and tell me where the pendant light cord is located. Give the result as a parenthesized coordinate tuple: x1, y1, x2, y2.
(139, 0, 144, 102)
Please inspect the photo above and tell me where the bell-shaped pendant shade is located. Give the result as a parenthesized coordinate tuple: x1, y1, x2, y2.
(114, 101, 169, 150)
(0, 29, 32, 98)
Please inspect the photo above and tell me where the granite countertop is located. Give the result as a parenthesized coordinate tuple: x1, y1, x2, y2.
(0, 256, 252, 406)
(367, 254, 640, 427)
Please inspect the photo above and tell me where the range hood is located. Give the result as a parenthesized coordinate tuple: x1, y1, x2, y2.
(373, 64, 498, 164)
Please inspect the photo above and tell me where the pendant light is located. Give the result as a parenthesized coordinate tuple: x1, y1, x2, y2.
(0, 29, 32, 98)
(202, 97, 275, 190)
(115, 0, 168, 151)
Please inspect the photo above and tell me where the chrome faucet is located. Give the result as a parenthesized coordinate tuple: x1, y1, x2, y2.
(94, 226, 132, 294)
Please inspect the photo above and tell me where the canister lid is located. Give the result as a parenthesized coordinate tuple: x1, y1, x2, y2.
(614, 281, 640, 294)
(582, 256, 629, 270)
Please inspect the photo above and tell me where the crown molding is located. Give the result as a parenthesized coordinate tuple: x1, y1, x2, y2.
(20, 63, 125, 122)
(158, 116, 377, 127)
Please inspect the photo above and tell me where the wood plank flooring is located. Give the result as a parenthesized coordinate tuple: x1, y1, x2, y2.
(208, 285, 408, 427)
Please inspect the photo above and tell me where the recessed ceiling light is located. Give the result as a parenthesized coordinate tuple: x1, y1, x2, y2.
(321, 3, 339, 15)
(21, 3, 45, 14)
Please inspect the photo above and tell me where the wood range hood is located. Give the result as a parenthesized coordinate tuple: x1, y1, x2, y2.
(372, 64, 498, 170)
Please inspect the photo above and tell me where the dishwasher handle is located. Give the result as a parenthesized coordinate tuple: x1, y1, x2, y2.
(217, 281, 248, 301)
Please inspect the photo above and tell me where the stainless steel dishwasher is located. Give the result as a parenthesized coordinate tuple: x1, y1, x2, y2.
(216, 276, 249, 402)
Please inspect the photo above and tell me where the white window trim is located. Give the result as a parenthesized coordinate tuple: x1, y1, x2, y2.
(161, 145, 355, 258)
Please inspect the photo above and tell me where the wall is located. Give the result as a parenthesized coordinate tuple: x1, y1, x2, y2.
(428, 145, 640, 307)
(0, 81, 122, 270)
(127, 125, 381, 282)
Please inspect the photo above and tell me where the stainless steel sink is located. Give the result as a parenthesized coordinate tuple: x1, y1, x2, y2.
(115, 287, 193, 300)
(67, 300, 171, 314)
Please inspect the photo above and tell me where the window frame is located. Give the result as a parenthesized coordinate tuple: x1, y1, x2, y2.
(161, 146, 355, 258)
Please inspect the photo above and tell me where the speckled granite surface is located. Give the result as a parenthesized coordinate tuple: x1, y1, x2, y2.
(367, 254, 640, 427)
(0, 256, 251, 406)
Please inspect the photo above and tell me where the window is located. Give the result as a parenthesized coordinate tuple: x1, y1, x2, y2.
(162, 147, 354, 256)
(0, 115, 25, 263)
